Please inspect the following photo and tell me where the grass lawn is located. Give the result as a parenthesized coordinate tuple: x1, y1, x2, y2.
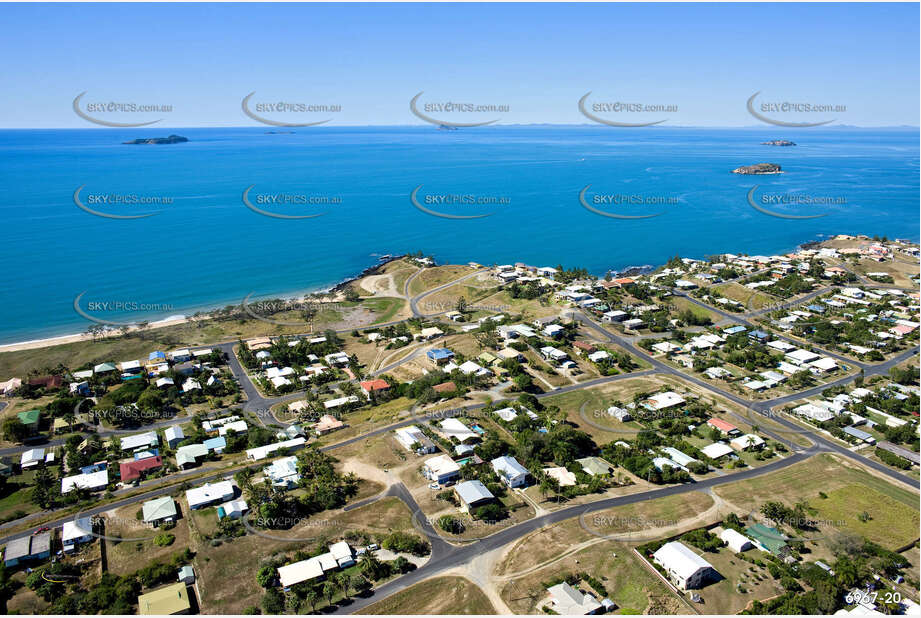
(712, 282, 777, 310)
(362, 297, 406, 324)
(496, 490, 714, 577)
(104, 501, 191, 576)
(357, 576, 496, 614)
(194, 496, 416, 614)
(693, 543, 785, 614)
(714, 453, 919, 550)
(669, 296, 722, 323)
(498, 539, 689, 615)
(409, 265, 477, 297)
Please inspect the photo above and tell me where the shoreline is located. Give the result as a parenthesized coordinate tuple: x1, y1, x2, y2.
(0, 234, 910, 354)
(0, 255, 406, 354)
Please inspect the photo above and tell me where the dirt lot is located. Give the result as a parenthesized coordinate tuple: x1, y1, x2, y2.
(357, 575, 496, 614)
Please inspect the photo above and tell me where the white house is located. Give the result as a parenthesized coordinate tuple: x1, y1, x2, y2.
(422, 454, 461, 485)
(730, 434, 765, 451)
(546, 582, 602, 615)
(491, 455, 529, 487)
(120, 431, 159, 452)
(61, 469, 109, 494)
(644, 391, 685, 411)
(394, 425, 436, 454)
(700, 442, 734, 460)
(62, 517, 94, 552)
(653, 541, 719, 590)
(720, 528, 754, 553)
(439, 418, 479, 443)
(185, 481, 235, 510)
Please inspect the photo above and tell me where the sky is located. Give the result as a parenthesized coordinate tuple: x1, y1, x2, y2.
(1, 2, 918, 128)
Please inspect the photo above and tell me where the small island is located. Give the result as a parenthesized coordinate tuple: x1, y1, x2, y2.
(122, 134, 189, 145)
(732, 163, 783, 175)
(761, 139, 796, 146)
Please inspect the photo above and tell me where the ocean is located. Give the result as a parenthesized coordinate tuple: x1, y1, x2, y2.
(1, 125, 918, 344)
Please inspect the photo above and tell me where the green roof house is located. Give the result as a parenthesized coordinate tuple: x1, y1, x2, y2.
(746, 522, 788, 555)
(575, 456, 616, 476)
(17, 409, 41, 432)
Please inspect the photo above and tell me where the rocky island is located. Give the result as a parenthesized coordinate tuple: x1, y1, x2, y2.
(732, 163, 783, 175)
(761, 139, 796, 146)
(122, 134, 189, 145)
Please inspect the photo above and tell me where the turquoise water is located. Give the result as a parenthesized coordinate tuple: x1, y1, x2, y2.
(1, 126, 917, 344)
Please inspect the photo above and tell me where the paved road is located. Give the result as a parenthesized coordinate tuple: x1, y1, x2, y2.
(573, 310, 918, 488)
(333, 446, 819, 614)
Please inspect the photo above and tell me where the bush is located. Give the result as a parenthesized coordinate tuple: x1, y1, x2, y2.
(153, 533, 175, 547)
(437, 515, 465, 534)
(381, 531, 430, 556)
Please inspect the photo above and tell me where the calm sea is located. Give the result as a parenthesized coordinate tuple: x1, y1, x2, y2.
(0, 126, 917, 344)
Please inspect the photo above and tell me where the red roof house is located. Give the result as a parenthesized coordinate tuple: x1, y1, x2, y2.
(706, 418, 739, 435)
(359, 379, 390, 398)
(119, 456, 163, 482)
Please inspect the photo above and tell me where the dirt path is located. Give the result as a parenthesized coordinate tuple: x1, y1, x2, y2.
(360, 273, 400, 297)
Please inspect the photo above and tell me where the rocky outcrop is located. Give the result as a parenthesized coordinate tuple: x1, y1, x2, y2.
(732, 163, 783, 175)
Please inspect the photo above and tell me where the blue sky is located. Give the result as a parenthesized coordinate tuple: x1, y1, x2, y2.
(2, 2, 918, 127)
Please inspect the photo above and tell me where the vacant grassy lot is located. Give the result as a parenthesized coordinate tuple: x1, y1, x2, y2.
(358, 576, 496, 614)
(712, 282, 778, 310)
(195, 496, 416, 614)
(669, 296, 722, 324)
(496, 490, 714, 576)
(409, 265, 477, 297)
(498, 539, 689, 615)
(714, 453, 919, 550)
(105, 501, 191, 576)
(694, 542, 786, 614)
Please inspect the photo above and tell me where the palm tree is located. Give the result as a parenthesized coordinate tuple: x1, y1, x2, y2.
(322, 581, 337, 607)
(358, 552, 382, 580)
(305, 589, 320, 614)
(336, 572, 352, 600)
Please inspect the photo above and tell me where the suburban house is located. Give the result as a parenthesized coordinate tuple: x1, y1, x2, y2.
(143, 496, 179, 526)
(20, 447, 44, 469)
(277, 542, 357, 589)
(62, 517, 94, 553)
(176, 443, 210, 469)
(359, 379, 390, 399)
(16, 409, 40, 433)
(245, 437, 307, 461)
(217, 499, 248, 520)
(120, 431, 159, 452)
(426, 348, 455, 366)
(119, 455, 163, 483)
(164, 425, 185, 448)
(137, 582, 191, 615)
(3, 532, 51, 568)
(394, 425, 436, 454)
(314, 414, 346, 435)
(720, 528, 754, 553)
(439, 418, 479, 443)
(265, 456, 300, 488)
(546, 582, 603, 615)
(491, 455, 529, 487)
(572, 341, 597, 356)
(62, 469, 109, 494)
(706, 418, 740, 436)
(419, 327, 444, 340)
(643, 391, 686, 411)
(652, 541, 719, 590)
(454, 480, 495, 512)
(700, 442, 734, 460)
(422, 454, 461, 485)
(186, 480, 235, 510)
(746, 522, 788, 556)
(575, 456, 615, 476)
(730, 434, 765, 451)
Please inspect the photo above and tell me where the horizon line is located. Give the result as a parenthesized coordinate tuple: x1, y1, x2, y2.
(1, 123, 919, 130)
